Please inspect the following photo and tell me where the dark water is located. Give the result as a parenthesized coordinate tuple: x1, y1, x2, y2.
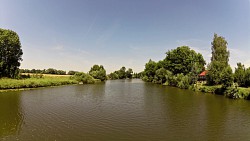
(1, 79, 250, 141)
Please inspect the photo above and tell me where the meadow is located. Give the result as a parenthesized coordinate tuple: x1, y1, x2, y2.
(0, 74, 78, 91)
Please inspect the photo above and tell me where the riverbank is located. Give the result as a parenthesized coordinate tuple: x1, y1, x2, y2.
(0, 75, 78, 91)
(194, 83, 250, 99)
(0, 73, 103, 92)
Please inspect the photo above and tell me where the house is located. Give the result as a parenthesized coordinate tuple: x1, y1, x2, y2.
(198, 70, 207, 81)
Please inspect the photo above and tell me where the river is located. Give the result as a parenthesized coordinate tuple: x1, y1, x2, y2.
(1, 79, 250, 140)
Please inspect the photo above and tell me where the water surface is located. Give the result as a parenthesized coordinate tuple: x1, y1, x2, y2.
(1, 79, 250, 140)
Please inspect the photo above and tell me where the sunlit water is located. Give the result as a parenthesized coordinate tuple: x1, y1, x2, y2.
(1, 79, 250, 140)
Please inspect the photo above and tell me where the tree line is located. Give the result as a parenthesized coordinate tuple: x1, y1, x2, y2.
(20, 68, 67, 75)
(108, 66, 133, 80)
(140, 33, 250, 99)
(142, 45, 206, 89)
(1, 28, 250, 91)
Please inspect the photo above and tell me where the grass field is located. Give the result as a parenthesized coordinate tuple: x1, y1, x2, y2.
(0, 74, 78, 91)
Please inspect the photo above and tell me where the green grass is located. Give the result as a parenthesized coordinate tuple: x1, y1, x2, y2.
(0, 76, 78, 90)
(237, 87, 250, 99)
(194, 82, 250, 99)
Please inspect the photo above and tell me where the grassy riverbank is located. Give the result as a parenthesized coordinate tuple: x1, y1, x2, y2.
(195, 83, 250, 99)
(0, 74, 78, 90)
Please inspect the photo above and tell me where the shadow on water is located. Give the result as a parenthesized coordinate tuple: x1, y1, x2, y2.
(0, 91, 23, 138)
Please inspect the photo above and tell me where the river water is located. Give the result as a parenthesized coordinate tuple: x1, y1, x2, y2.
(1, 79, 250, 140)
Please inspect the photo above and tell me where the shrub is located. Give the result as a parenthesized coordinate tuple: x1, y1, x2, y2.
(71, 72, 95, 84)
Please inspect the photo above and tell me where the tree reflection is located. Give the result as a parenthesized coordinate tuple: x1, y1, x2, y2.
(0, 91, 23, 138)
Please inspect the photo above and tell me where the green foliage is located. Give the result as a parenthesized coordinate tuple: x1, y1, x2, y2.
(108, 72, 119, 80)
(245, 68, 250, 87)
(20, 68, 67, 75)
(143, 59, 158, 82)
(117, 66, 126, 79)
(108, 67, 134, 80)
(67, 70, 78, 75)
(142, 46, 205, 90)
(224, 87, 241, 99)
(198, 85, 221, 93)
(71, 72, 95, 84)
(163, 46, 206, 75)
(126, 68, 133, 79)
(234, 63, 246, 87)
(45, 68, 66, 75)
(164, 70, 174, 86)
(0, 28, 23, 78)
(176, 73, 190, 89)
(206, 34, 230, 86)
(220, 65, 234, 88)
(89, 65, 107, 81)
(133, 72, 143, 79)
(238, 88, 250, 99)
(0, 76, 77, 89)
(153, 68, 167, 84)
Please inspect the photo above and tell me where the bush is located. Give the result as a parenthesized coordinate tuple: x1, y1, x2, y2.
(176, 74, 190, 89)
(71, 72, 95, 84)
(224, 87, 241, 99)
(198, 85, 220, 93)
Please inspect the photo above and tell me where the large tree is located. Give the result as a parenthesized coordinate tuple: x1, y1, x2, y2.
(125, 68, 133, 79)
(89, 65, 107, 81)
(206, 34, 231, 85)
(143, 59, 158, 82)
(117, 66, 126, 79)
(0, 28, 23, 78)
(163, 46, 206, 75)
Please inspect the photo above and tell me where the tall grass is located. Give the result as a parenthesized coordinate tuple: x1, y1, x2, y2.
(0, 76, 78, 90)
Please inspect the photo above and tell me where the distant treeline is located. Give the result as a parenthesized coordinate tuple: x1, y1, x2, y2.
(107, 66, 142, 80)
(20, 68, 79, 75)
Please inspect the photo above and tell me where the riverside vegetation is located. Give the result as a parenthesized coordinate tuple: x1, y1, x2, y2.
(141, 34, 250, 99)
(1, 28, 250, 100)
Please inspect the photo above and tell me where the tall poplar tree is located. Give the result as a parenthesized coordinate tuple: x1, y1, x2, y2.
(206, 34, 232, 86)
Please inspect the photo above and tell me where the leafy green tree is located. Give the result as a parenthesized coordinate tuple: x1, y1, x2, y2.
(0, 28, 23, 78)
(67, 70, 78, 75)
(163, 46, 205, 75)
(125, 68, 133, 79)
(164, 70, 174, 86)
(71, 72, 95, 84)
(245, 68, 250, 87)
(89, 65, 107, 81)
(143, 59, 158, 82)
(176, 73, 190, 89)
(220, 66, 234, 88)
(117, 66, 126, 79)
(108, 72, 119, 80)
(153, 68, 167, 84)
(45, 68, 57, 74)
(133, 72, 143, 79)
(206, 34, 230, 85)
(234, 63, 246, 87)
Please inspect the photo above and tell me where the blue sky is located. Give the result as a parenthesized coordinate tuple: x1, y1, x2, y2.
(0, 0, 250, 73)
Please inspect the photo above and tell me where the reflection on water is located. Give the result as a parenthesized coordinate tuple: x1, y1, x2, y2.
(0, 91, 23, 138)
(1, 79, 250, 140)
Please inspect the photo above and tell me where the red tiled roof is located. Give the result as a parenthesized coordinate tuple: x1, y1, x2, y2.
(199, 71, 207, 76)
